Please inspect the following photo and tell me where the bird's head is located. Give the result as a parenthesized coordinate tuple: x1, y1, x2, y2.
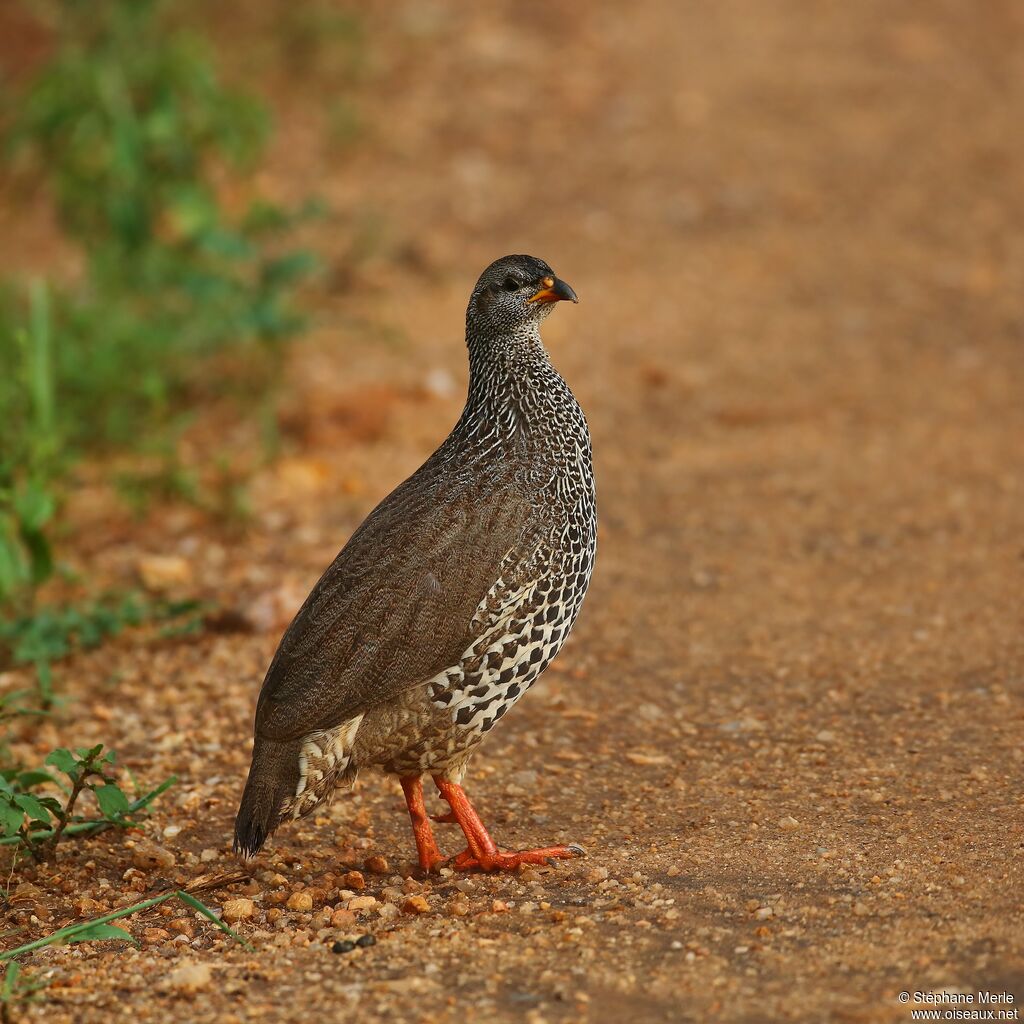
(467, 254, 578, 337)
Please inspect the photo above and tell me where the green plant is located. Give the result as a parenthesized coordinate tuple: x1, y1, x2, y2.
(0, 594, 201, 707)
(0, 871, 253, 961)
(0, 744, 175, 862)
(0, 0, 322, 614)
(3, 0, 319, 451)
(0, 283, 60, 612)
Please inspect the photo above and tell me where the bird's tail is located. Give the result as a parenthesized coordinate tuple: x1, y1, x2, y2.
(233, 738, 301, 858)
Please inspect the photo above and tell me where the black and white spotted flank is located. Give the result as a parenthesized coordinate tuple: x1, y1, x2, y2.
(234, 255, 596, 857)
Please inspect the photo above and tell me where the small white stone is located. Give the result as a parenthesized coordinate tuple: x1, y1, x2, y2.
(165, 962, 212, 992)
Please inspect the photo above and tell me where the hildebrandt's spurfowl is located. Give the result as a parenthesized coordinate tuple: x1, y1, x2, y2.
(234, 255, 596, 872)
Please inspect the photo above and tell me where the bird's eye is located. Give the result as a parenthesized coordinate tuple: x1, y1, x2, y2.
(501, 277, 521, 293)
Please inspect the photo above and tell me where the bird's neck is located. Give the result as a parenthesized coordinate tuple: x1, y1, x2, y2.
(463, 323, 560, 422)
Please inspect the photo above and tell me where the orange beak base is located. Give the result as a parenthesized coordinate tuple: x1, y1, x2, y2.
(527, 275, 579, 304)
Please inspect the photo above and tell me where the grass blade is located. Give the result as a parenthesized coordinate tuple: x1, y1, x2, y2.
(0, 871, 252, 960)
(0, 891, 174, 960)
(175, 891, 253, 950)
(2, 961, 20, 999)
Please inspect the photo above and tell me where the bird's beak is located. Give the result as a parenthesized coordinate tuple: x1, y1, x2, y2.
(527, 275, 579, 305)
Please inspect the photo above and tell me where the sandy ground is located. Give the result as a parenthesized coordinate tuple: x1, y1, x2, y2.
(1, 1, 1023, 1021)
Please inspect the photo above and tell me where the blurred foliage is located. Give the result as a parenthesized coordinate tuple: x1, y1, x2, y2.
(0, 593, 201, 707)
(1, 961, 50, 1016)
(0, 0, 324, 610)
(0, 283, 60, 611)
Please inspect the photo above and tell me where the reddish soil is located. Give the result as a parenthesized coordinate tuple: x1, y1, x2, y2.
(1, 2, 1023, 1022)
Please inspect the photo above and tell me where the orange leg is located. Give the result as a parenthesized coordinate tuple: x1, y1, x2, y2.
(433, 776, 584, 872)
(400, 776, 445, 872)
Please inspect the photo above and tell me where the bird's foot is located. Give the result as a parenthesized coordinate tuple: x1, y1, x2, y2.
(450, 843, 585, 872)
(432, 775, 585, 873)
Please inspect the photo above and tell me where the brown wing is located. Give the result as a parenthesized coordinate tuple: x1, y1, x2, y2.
(252, 463, 538, 742)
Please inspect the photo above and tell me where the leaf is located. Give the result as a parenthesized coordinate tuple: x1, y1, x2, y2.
(13, 794, 52, 824)
(44, 748, 78, 775)
(20, 526, 54, 587)
(16, 770, 57, 788)
(37, 796, 64, 816)
(13, 483, 55, 533)
(92, 784, 130, 820)
(0, 799, 24, 837)
(65, 923, 137, 946)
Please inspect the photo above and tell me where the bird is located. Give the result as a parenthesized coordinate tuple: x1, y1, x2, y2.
(234, 254, 596, 872)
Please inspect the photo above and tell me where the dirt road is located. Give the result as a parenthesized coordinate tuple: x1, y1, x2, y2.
(4, 2, 1023, 1021)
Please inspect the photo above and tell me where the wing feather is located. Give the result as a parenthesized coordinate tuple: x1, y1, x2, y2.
(253, 464, 540, 741)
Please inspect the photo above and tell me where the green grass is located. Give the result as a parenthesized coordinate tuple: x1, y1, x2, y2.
(0, 593, 201, 707)
(0, 870, 254, 962)
(0, 0, 324, 613)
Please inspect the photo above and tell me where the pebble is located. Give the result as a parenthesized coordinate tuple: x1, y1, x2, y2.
(331, 908, 357, 928)
(340, 870, 366, 891)
(509, 769, 539, 787)
(131, 841, 176, 871)
(364, 855, 389, 874)
(222, 898, 255, 923)
(634, 702, 666, 722)
(200, 849, 219, 863)
(778, 816, 800, 831)
(402, 895, 430, 915)
(287, 892, 314, 913)
(332, 940, 356, 954)
(347, 895, 379, 913)
(164, 962, 212, 992)
(356, 933, 376, 948)
(137, 554, 193, 590)
(74, 897, 107, 918)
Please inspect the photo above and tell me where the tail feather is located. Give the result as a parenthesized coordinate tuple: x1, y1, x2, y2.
(234, 738, 301, 858)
